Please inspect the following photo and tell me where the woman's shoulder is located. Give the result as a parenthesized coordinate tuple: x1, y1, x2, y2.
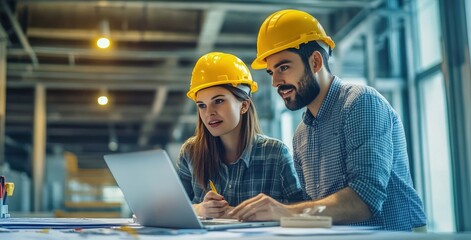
(180, 137, 197, 158)
(251, 135, 292, 164)
(254, 134, 289, 150)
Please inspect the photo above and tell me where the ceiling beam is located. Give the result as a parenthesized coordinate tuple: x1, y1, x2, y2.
(5, 103, 163, 114)
(6, 126, 140, 136)
(7, 47, 255, 60)
(27, 28, 198, 42)
(46, 105, 160, 114)
(197, 9, 226, 53)
(16, 0, 343, 13)
(7, 69, 191, 82)
(333, 0, 383, 52)
(5, 112, 196, 124)
(6, 78, 188, 90)
(0, 23, 8, 43)
(27, 28, 256, 44)
(7, 63, 192, 74)
(48, 128, 154, 137)
(0, 0, 39, 66)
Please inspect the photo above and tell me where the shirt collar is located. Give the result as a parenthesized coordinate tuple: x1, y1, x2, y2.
(303, 76, 342, 124)
(233, 134, 258, 168)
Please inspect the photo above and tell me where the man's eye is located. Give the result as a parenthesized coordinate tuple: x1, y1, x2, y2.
(280, 65, 289, 72)
(267, 70, 273, 76)
(215, 99, 224, 104)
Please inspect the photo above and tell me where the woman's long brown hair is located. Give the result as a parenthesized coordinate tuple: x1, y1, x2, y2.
(184, 84, 261, 189)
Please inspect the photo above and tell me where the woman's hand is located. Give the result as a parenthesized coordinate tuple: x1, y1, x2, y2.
(228, 193, 294, 221)
(193, 191, 229, 218)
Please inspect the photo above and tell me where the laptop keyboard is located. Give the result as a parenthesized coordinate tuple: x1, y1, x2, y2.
(201, 219, 242, 226)
(202, 221, 234, 226)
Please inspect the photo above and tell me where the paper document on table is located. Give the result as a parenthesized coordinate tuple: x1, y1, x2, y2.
(229, 226, 377, 236)
(0, 218, 135, 229)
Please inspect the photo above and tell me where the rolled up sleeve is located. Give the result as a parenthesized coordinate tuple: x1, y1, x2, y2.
(344, 94, 394, 216)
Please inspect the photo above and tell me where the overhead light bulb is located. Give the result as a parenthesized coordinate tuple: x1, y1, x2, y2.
(108, 123, 119, 151)
(97, 20, 111, 49)
(98, 95, 108, 105)
(108, 141, 118, 151)
(97, 37, 110, 48)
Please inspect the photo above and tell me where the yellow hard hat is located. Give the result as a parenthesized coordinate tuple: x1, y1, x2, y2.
(187, 52, 258, 101)
(252, 9, 335, 69)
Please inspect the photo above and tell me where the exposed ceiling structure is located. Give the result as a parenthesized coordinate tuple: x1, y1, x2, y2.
(0, 0, 385, 172)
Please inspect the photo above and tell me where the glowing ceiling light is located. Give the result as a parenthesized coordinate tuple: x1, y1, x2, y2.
(97, 37, 110, 49)
(96, 20, 111, 49)
(98, 95, 109, 105)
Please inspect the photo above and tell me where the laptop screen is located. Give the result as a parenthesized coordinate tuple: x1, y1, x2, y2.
(104, 149, 203, 229)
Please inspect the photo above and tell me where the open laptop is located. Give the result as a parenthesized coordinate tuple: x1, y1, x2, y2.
(103, 149, 279, 230)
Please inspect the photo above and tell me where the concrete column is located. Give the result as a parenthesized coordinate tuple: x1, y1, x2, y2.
(33, 84, 46, 212)
(386, 0, 401, 78)
(365, 20, 376, 88)
(0, 28, 6, 166)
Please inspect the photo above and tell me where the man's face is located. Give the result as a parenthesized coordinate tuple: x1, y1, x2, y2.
(266, 50, 320, 111)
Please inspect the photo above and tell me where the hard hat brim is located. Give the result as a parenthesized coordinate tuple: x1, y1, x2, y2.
(187, 79, 258, 101)
(251, 36, 335, 70)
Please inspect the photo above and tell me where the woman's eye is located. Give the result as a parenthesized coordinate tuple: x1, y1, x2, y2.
(197, 104, 206, 109)
(215, 99, 224, 104)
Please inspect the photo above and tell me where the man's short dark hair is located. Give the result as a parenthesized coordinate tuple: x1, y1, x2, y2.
(287, 41, 332, 74)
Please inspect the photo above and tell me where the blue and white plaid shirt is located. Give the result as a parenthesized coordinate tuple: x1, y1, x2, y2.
(178, 134, 305, 206)
(293, 76, 426, 231)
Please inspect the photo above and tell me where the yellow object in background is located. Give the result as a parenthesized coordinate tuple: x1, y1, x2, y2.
(5, 183, 14, 196)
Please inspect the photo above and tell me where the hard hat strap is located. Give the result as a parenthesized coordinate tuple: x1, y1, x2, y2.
(236, 84, 251, 97)
(316, 41, 331, 56)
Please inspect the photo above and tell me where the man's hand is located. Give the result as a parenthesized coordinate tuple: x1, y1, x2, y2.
(193, 191, 228, 218)
(228, 188, 372, 223)
(227, 193, 295, 221)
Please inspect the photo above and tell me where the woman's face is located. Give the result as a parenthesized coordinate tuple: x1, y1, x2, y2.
(195, 86, 246, 137)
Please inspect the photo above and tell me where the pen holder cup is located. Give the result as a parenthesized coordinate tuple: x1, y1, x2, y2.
(0, 203, 10, 218)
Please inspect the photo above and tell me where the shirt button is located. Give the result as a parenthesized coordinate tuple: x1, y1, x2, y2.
(229, 184, 232, 189)
(316, 184, 320, 188)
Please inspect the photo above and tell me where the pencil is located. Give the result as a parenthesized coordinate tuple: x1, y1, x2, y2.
(209, 180, 218, 194)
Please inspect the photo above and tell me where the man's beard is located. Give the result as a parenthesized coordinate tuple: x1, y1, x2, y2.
(281, 69, 320, 111)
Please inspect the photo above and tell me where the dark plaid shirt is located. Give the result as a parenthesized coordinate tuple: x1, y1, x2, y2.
(178, 134, 305, 206)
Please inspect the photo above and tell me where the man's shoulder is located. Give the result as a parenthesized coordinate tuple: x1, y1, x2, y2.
(340, 81, 378, 99)
(337, 80, 387, 108)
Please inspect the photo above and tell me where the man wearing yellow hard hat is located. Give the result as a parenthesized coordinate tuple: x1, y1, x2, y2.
(229, 10, 426, 231)
(177, 52, 304, 218)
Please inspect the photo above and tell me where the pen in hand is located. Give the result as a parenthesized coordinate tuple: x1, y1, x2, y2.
(205, 180, 232, 218)
(208, 179, 226, 203)
(209, 180, 218, 194)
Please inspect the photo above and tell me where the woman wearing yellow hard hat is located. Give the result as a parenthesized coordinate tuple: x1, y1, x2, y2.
(177, 52, 304, 219)
(229, 9, 427, 231)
